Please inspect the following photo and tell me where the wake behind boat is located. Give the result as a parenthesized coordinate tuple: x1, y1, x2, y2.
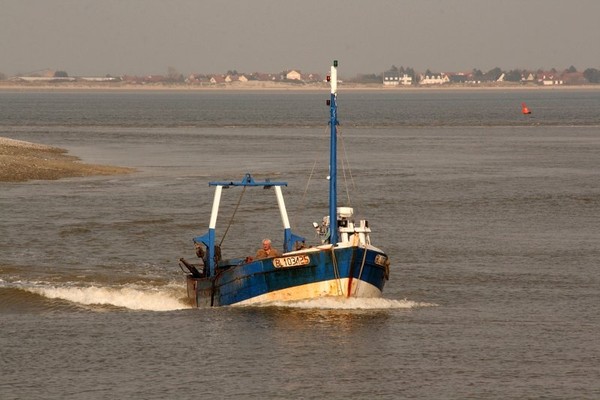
(179, 61, 390, 307)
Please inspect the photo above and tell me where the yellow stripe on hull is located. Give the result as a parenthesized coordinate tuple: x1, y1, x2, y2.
(236, 278, 382, 306)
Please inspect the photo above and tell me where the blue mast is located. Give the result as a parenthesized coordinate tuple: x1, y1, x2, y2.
(329, 60, 338, 245)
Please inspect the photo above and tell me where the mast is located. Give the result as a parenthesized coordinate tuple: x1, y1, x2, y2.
(329, 60, 338, 245)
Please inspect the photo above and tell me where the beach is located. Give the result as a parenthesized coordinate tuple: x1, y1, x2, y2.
(0, 137, 133, 182)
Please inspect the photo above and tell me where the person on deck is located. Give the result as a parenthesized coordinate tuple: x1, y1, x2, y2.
(255, 238, 281, 259)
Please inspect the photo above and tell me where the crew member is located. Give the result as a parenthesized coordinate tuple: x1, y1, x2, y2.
(256, 238, 281, 259)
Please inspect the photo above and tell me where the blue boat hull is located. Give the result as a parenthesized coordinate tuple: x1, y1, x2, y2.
(186, 246, 389, 307)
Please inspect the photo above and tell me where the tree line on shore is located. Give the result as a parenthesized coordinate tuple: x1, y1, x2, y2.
(2, 65, 600, 85)
(358, 65, 600, 84)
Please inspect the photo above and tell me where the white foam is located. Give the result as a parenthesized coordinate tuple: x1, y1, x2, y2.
(240, 296, 437, 310)
(13, 281, 435, 312)
(26, 284, 190, 311)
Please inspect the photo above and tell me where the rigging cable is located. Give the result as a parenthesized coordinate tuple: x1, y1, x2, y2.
(337, 125, 368, 220)
(355, 243, 369, 295)
(290, 125, 328, 230)
(337, 126, 355, 205)
(219, 185, 247, 247)
(290, 158, 318, 233)
(330, 247, 344, 296)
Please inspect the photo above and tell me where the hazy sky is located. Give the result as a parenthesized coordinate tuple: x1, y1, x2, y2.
(2, 0, 599, 77)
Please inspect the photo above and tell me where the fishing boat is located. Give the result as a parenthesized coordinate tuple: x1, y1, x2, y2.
(179, 60, 390, 307)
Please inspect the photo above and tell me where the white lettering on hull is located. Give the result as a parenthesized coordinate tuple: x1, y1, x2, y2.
(272, 255, 310, 268)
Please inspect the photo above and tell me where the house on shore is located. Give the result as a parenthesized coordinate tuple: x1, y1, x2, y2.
(383, 70, 412, 86)
(286, 70, 302, 80)
(209, 75, 226, 85)
(419, 74, 449, 85)
(537, 72, 563, 85)
(383, 70, 400, 86)
(448, 73, 468, 83)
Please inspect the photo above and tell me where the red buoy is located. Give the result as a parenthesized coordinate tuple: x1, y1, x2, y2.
(521, 102, 531, 115)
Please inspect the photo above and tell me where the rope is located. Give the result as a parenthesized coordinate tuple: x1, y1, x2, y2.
(290, 125, 327, 231)
(291, 159, 317, 230)
(304, 159, 318, 200)
(337, 125, 369, 222)
(219, 185, 247, 247)
(355, 244, 369, 295)
(337, 126, 356, 205)
(330, 247, 344, 296)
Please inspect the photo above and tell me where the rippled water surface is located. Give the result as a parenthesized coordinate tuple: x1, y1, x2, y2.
(1, 90, 599, 399)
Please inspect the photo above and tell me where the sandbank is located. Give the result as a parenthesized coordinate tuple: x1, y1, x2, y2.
(0, 137, 134, 183)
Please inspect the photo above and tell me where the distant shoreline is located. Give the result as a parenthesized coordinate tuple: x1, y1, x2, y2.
(2, 81, 600, 92)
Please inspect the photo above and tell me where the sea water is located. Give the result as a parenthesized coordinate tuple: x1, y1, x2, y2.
(1, 89, 599, 399)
